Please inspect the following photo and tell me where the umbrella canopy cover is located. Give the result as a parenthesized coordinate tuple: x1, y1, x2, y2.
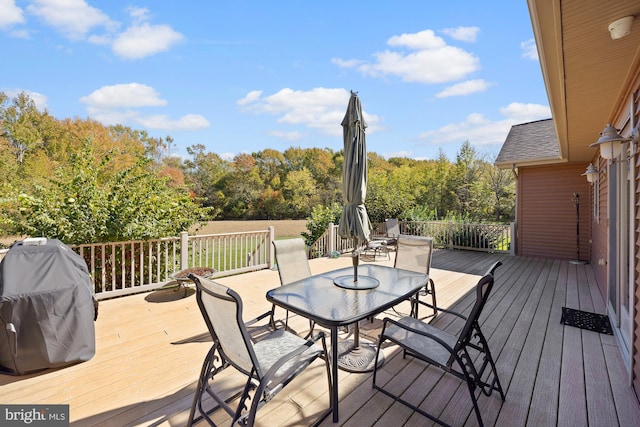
(338, 91, 372, 244)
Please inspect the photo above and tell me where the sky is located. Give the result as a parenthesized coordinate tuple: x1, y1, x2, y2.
(0, 0, 551, 162)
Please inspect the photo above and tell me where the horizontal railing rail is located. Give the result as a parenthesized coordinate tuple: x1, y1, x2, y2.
(2, 220, 513, 299)
(71, 228, 274, 300)
(309, 220, 514, 258)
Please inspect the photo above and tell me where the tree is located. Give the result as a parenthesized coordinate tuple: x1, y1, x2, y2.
(183, 144, 227, 214)
(1, 140, 210, 243)
(282, 169, 318, 218)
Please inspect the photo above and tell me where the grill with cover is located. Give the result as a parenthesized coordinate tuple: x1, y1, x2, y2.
(0, 239, 97, 375)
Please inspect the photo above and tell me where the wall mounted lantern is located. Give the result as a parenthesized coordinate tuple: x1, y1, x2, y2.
(582, 163, 598, 184)
(590, 123, 628, 160)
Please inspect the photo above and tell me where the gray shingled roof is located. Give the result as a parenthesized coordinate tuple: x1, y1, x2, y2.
(495, 118, 562, 167)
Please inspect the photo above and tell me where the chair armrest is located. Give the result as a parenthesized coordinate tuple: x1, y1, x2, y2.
(245, 310, 275, 327)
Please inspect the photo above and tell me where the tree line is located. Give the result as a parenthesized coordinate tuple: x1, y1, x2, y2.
(0, 92, 514, 246)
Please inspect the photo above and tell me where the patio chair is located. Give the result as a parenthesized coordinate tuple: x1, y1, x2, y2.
(187, 274, 332, 427)
(382, 218, 400, 250)
(272, 238, 314, 333)
(363, 219, 400, 261)
(372, 261, 504, 427)
(393, 235, 437, 319)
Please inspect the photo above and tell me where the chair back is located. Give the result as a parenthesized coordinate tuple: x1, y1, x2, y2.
(394, 235, 434, 275)
(385, 218, 400, 238)
(272, 238, 312, 285)
(452, 261, 502, 358)
(191, 275, 257, 376)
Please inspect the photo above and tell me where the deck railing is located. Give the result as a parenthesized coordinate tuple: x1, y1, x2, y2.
(2, 220, 513, 299)
(79, 228, 274, 300)
(0, 228, 275, 300)
(309, 220, 515, 258)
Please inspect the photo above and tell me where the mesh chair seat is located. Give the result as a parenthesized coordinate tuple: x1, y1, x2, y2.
(253, 329, 322, 386)
(381, 316, 458, 367)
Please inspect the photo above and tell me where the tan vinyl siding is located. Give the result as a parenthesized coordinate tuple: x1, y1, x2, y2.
(633, 86, 640, 397)
(634, 143, 640, 397)
(592, 156, 608, 297)
(518, 163, 592, 260)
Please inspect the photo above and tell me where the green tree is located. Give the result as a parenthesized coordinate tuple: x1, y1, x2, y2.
(282, 168, 318, 218)
(1, 140, 209, 243)
(301, 202, 342, 246)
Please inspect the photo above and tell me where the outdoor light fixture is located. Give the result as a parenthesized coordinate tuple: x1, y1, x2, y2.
(608, 16, 634, 40)
(582, 163, 598, 184)
(590, 124, 628, 160)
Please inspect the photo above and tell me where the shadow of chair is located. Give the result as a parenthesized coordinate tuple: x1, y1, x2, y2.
(393, 234, 437, 319)
(187, 274, 332, 426)
(272, 238, 315, 334)
(372, 261, 504, 427)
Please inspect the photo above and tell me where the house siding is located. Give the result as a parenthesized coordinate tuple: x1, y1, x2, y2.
(635, 145, 640, 397)
(517, 163, 592, 260)
(591, 156, 608, 298)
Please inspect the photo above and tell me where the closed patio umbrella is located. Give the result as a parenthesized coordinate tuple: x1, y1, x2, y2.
(335, 91, 381, 372)
(338, 91, 372, 245)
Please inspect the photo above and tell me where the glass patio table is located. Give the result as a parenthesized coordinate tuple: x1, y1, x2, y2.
(266, 263, 428, 423)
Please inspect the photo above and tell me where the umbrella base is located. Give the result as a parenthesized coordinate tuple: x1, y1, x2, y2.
(337, 337, 384, 372)
(333, 275, 379, 290)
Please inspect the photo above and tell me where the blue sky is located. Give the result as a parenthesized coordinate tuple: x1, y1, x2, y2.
(0, 0, 550, 161)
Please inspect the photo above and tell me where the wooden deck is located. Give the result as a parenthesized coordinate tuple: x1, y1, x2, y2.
(2, 250, 639, 426)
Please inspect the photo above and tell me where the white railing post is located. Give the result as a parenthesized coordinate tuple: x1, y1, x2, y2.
(328, 222, 335, 255)
(510, 222, 517, 256)
(180, 231, 188, 270)
(268, 226, 275, 268)
(448, 221, 454, 249)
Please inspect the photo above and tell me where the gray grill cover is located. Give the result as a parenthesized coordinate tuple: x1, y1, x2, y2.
(0, 239, 96, 375)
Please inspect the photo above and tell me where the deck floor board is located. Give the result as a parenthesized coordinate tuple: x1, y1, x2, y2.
(1, 250, 639, 426)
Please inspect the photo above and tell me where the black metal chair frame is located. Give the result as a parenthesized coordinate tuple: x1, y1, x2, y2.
(187, 274, 332, 426)
(372, 261, 505, 427)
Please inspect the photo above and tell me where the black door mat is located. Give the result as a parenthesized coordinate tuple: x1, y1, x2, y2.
(561, 307, 613, 335)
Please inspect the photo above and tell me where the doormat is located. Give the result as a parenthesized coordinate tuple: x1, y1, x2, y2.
(561, 307, 613, 335)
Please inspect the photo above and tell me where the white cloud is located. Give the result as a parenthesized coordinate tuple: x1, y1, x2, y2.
(111, 22, 184, 59)
(138, 114, 210, 131)
(27, 0, 117, 40)
(387, 29, 445, 50)
(0, 0, 24, 28)
(435, 79, 493, 98)
(335, 29, 480, 84)
(442, 26, 480, 42)
(499, 102, 550, 120)
(80, 83, 167, 108)
(418, 102, 550, 146)
(238, 87, 382, 139)
(521, 38, 538, 60)
(237, 90, 263, 106)
(23, 2, 182, 60)
(80, 83, 209, 131)
(331, 57, 364, 68)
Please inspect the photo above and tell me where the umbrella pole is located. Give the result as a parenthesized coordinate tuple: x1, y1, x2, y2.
(336, 242, 384, 372)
